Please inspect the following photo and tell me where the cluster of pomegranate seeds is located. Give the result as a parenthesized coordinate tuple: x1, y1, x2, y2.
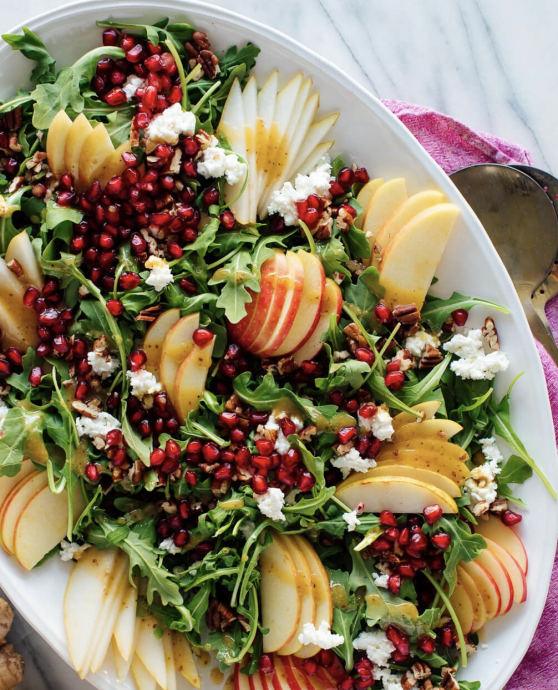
(155, 497, 207, 550)
(127, 390, 179, 444)
(218, 342, 250, 380)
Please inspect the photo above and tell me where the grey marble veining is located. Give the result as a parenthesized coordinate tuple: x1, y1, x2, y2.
(0, 1, 556, 688)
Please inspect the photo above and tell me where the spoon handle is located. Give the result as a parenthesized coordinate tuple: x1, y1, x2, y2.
(523, 297, 558, 367)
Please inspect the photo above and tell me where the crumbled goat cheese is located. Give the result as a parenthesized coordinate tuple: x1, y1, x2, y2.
(145, 255, 174, 292)
(0, 400, 8, 428)
(479, 437, 504, 463)
(298, 620, 344, 649)
(146, 103, 196, 146)
(405, 330, 440, 358)
(369, 407, 394, 441)
(374, 667, 406, 690)
(76, 411, 121, 449)
(254, 488, 286, 521)
(127, 368, 162, 399)
(122, 75, 146, 101)
(159, 538, 183, 555)
(353, 630, 395, 667)
(87, 351, 119, 378)
(197, 145, 247, 185)
(343, 510, 361, 532)
(59, 540, 91, 562)
(264, 414, 303, 456)
(331, 447, 376, 479)
(465, 459, 501, 516)
(333, 350, 351, 362)
(267, 157, 333, 226)
(372, 572, 389, 588)
(443, 329, 509, 380)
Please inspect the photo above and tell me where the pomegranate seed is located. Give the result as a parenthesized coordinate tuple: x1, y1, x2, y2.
(298, 472, 315, 492)
(344, 398, 359, 414)
(105, 87, 127, 106)
(102, 28, 120, 46)
(384, 526, 400, 542)
(372, 537, 392, 552)
(142, 84, 157, 109)
(283, 447, 302, 468)
(5, 348, 22, 367)
(439, 626, 454, 648)
(130, 233, 147, 254)
(85, 463, 100, 482)
(144, 54, 163, 71)
(410, 532, 429, 552)
(337, 426, 357, 444)
(430, 554, 445, 571)
(106, 299, 124, 317)
(182, 159, 197, 178)
(106, 392, 120, 411)
(219, 412, 238, 428)
(338, 679, 355, 690)
(277, 418, 295, 437)
(431, 532, 452, 550)
(451, 308, 469, 327)
(122, 151, 140, 168)
(337, 167, 355, 188)
(52, 335, 70, 354)
(57, 191, 75, 206)
(183, 470, 196, 486)
(502, 509, 523, 526)
(38, 308, 59, 326)
(126, 43, 145, 63)
(255, 439, 275, 456)
(218, 361, 237, 380)
(354, 167, 370, 184)
(329, 180, 345, 197)
(160, 52, 177, 74)
(120, 35, 135, 51)
(358, 403, 377, 420)
(36, 342, 52, 358)
(192, 328, 214, 347)
(167, 241, 183, 259)
(259, 655, 273, 675)
(173, 530, 190, 547)
(203, 187, 220, 206)
(219, 210, 236, 230)
(423, 504, 443, 524)
(202, 442, 220, 462)
(252, 474, 268, 494)
(214, 463, 233, 481)
(58, 173, 73, 192)
(398, 526, 411, 545)
(111, 448, 128, 466)
(187, 440, 202, 454)
(229, 428, 245, 443)
(165, 439, 181, 460)
(105, 176, 123, 197)
(374, 303, 392, 323)
(387, 574, 401, 595)
(398, 563, 415, 578)
(119, 271, 141, 290)
(23, 286, 40, 308)
(168, 85, 183, 104)
(150, 448, 166, 467)
(0, 359, 11, 377)
(330, 391, 344, 407)
(75, 380, 90, 400)
(75, 359, 91, 376)
(386, 360, 401, 373)
(235, 447, 251, 468)
(128, 350, 147, 372)
(105, 429, 123, 447)
(380, 510, 398, 527)
(138, 419, 152, 436)
(301, 360, 322, 376)
(354, 347, 375, 365)
(385, 370, 405, 391)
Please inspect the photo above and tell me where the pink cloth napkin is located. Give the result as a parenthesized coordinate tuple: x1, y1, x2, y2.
(381, 99, 558, 689)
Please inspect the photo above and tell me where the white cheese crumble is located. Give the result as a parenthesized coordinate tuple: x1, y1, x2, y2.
(76, 411, 121, 450)
(145, 255, 174, 292)
(405, 330, 440, 358)
(267, 157, 333, 226)
(370, 407, 394, 441)
(343, 510, 361, 532)
(159, 538, 183, 555)
(122, 75, 146, 101)
(126, 368, 162, 399)
(331, 447, 376, 479)
(443, 329, 509, 380)
(372, 572, 389, 589)
(264, 414, 303, 456)
(479, 437, 504, 463)
(298, 620, 344, 649)
(59, 540, 91, 562)
(146, 103, 196, 146)
(465, 459, 501, 516)
(353, 630, 395, 667)
(254, 488, 286, 521)
(0, 400, 8, 429)
(374, 667, 406, 690)
(197, 145, 247, 185)
(87, 350, 119, 378)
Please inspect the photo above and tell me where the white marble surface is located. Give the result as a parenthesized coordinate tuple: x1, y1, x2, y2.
(0, 1, 556, 688)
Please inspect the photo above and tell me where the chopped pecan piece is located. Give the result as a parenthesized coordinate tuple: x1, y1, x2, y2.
(185, 31, 220, 78)
(299, 425, 317, 443)
(277, 355, 297, 375)
(331, 271, 345, 285)
(6, 259, 23, 278)
(225, 393, 243, 414)
(206, 598, 237, 631)
(392, 348, 414, 372)
(440, 668, 459, 690)
(343, 322, 368, 353)
(393, 303, 421, 325)
(136, 305, 163, 322)
(129, 460, 145, 484)
(489, 498, 508, 514)
(4, 107, 22, 133)
(419, 345, 444, 369)
(482, 316, 500, 351)
(71, 401, 99, 418)
(336, 206, 355, 232)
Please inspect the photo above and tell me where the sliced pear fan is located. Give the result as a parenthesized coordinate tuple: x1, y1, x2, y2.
(219, 74, 339, 225)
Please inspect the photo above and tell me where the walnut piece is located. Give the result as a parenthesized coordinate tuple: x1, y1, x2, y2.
(482, 316, 500, 351)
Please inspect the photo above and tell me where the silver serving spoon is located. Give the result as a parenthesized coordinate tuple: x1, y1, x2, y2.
(450, 163, 558, 366)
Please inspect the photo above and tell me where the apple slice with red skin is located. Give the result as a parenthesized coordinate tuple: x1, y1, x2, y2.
(291, 658, 336, 690)
(247, 251, 290, 353)
(483, 536, 527, 605)
(293, 278, 342, 365)
(234, 664, 252, 690)
(457, 565, 486, 632)
(232, 251, 282, 348)
(474, 515, 527, 575)
(248, 666, 270, 690)
(461, 559, 501, 619)
(271, 655, 301, 690)
(272, 250, 325, 357)
(256, 251, 305, 357)
(474, 547, 514, 615)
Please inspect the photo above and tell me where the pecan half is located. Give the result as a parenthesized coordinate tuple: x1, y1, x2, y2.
(277, 355, 297, 375)
(482, 316, 499, 351)
(343, 322, 368, 353)
(206, 598, 237, 632)
(4, 107, 22, 133)
(419, 345, 444, 369)
(185, 31, 220, 78)
(440, 668, 459, 690)
(393, 303, 421, 325)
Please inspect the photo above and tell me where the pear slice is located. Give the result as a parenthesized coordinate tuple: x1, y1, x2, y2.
(113, 580, 138, 662)
(173, 632, 201, 688)
(342, 463, 461, 498)
(255, 71, 279, 215)
(46, 110, 72, 178)
(391, 401, 442, 432)
(5, 230, 44, 289)
(0, 256, 39, 350)
(220, 78, 247, 223)
(112, 638, 133, 683)
(96, 141, 132, 188)
(379, 203, 460, 309)
(355, 178, 384, 229)
(78, 122, 115, 191)
(0, 470, 46, 554)
(286, 113, 339, 180)
(242, 76, 258, 222)
(174, 337, 215, 424)
(393, 418, 463, 443)
(162, 629, 177, 690)
(64, 113, 93, 183)
(362, 178, 407, 261)
(143, 308, 181, 375)
(160, 312, 200, 406)
(136, 616, 168, 689)
(131, 654, 158, 690)
(373, 190, 445, 264)
(294, 140, 334, 177)
(376, 450, 471, 486)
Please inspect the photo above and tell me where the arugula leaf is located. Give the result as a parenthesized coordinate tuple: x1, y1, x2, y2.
(0, 408, 29, 476)
(32, 46, 125, 129)
(399, 354, 452, 406)
(186, 216, 220, 257)
(343, 266, 384, 323)
(422, 291, 509, 331)
(329, 570, 361, 670)
(103, 108, 134, 146)
(316, 358, 371, 392)
(2, 28, 56, 83)
(0, 93, 33, 115)
(209, 250, 260, 323)
(288, 436, 325, 489)
(496, 454, 532, 506)
(489, 381, 556, 498)
(367, 369, 424, 416)
(121, 401, 153, 466)
(317, 237, 350, 278)
(344, 224, 370, 261)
